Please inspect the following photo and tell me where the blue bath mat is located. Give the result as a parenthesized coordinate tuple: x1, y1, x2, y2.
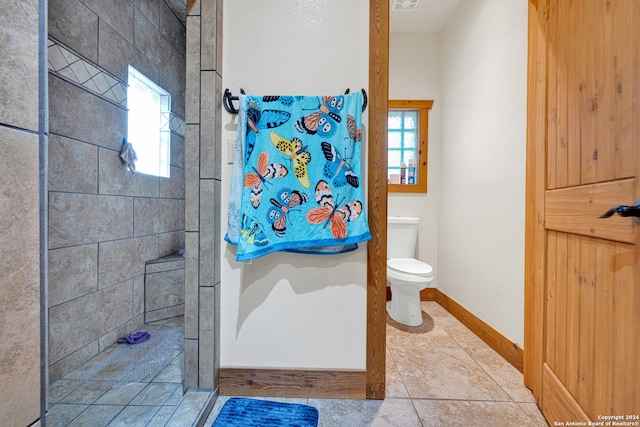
(212, 397, 319, 427)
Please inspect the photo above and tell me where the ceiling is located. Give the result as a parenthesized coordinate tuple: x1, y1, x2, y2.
(390, 0, 462, 33)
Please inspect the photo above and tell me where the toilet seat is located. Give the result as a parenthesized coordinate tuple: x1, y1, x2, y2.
(387, 258, 433, 277)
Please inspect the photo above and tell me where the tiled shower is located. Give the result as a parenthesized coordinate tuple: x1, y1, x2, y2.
(7, 0, 221, 424)
(47, 0, 187, 383)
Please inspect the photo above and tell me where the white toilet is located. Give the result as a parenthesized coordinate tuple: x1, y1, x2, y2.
(387, 216, 434, 326)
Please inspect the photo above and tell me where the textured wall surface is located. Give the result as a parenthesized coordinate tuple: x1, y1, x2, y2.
(0, 0, 42, 425)
(47, 0, 186, 380)
(439, 0, 527, 346)
(219, 0, 370, 370)
(388, 32, 441, 279)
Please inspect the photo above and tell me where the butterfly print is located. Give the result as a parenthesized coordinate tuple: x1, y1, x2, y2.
(266, 188, 309, 237)
(320, 142, 359, 188)
(270, 131, 312, 188)
(262, 95, 295, 106)
(294, 95, 344, 138)
(240, 214, 269, 247)
(244, 151, 288, 208)
(346, 114, 362, 143)
(245, 100, 291, 163)
(306, 180, 363, 239)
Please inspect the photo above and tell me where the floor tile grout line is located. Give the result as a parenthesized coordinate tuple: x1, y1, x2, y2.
(384, 343, 413, 400)
(446, 324, 537, 409)
(408, 396, 427, 427)
(429, 301, 520, 401)
(421, 302, 544, 426)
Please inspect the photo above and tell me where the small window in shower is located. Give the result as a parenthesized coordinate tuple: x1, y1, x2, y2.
(127, 66, 171, 178)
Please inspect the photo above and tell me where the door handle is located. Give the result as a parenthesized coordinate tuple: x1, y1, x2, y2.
(599, 199, 640, 218)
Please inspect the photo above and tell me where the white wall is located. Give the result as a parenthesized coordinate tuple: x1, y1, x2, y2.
(220, 1, 369, 370)
(438, 0, 528, 346)
(388, 32, 441, 279)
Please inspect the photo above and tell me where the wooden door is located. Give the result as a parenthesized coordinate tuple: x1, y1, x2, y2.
(525, 0, 639, 424)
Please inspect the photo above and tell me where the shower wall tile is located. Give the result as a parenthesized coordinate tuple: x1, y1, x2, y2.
(48, 244, 98, 307)
(134, 275, 145, 316)
(213, 283, 220, 389)
(48, 133, 98, 193)
(99, 147, 160, 197)
(199, 179, 216, 287)
(48, 0, 186, 378)
(98, 20, 159, 83)
(213, 74, 223, 180)
(49, 341, 99, 383)
(184, 0, 220, 391)
(0, 126, 41, 425)
(185, 16, 200, 124)
(81, 0, 134, 42)
(145, 268, 185, 312)
(199, 71, 218, 179)
(98, 312, 144, 352)
(184, 232, 199, 339)
(215, 0, 222, 73)
(134, 0, 160, 28)
(134, 7, 164, 66)
(49, 280, 133, 363)
(48, 39, 128, 108)
(214, 179, 221, 285)
(160, 166, 185, 199)
(49, 0, 98, 63)
(185, 124, 200, 231)
(159, 231, 185, 256)
(98, 235, 159, 288)
(146, 254, 185, 274)
(171, 133, 185, 168)
(179, 199, 185, 229)
(49, 74, 127, 151)
(187, 0, 200, 16)
(158, 58, 186, 118)
(146, 305, 185, 323)
(160, 0, 186, 54)
(49, 192, 133, 249)
(200, 0, 218, 71)
(170, 114, 187, 137)
(0, 0, 39, 131)
(184, 339, 199, 389)
(198, 286, 215, 389)
(134, 198, 180, 236)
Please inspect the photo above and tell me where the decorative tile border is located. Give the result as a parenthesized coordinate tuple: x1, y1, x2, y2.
(162, 112, 186, 137)
(47, 38, 127, 108)
(47, 37, 186, 137)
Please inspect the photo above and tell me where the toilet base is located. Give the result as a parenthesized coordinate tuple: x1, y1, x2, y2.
(386, 286, 424, 327)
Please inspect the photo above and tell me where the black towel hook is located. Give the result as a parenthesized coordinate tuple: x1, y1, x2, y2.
(223, 88, 244, 114)
(344, 88, 368, 113)
(223, 88, 368, 114)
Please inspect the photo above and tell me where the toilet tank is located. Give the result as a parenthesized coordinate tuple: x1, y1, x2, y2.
(387, 216, 419, 259)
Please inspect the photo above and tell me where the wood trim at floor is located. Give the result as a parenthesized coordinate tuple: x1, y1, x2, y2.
(219, 368, 367, 399)
(421, 288, 524, 373)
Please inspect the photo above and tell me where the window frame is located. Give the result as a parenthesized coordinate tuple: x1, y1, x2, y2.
(388, 99, 432, 193)
(127, 65, 171, 178)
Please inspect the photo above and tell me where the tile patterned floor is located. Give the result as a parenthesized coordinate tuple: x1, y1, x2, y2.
(205, 301, 549, 427)
(47, 316, 211, 427)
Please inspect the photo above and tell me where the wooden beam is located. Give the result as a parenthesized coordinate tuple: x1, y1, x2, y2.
(366, 0, 389, 400)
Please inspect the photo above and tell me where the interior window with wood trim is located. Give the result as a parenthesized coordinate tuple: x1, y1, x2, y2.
(388, 100, 432, 193)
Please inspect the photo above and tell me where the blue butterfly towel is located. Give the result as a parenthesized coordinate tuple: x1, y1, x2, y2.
(225, 92, 371, 262)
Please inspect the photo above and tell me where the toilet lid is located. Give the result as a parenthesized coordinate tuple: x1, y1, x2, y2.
(388, 258, 433, 276)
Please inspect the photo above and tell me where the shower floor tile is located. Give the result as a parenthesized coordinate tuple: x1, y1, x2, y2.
(47, 315, 212, 426)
